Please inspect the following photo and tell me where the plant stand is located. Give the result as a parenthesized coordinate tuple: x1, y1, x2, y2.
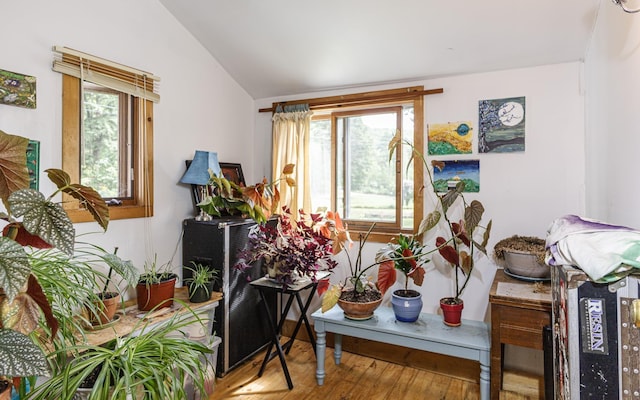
(249, 272, 328, 390)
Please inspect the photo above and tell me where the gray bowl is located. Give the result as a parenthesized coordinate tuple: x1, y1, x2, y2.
(504, 250, 550, 278)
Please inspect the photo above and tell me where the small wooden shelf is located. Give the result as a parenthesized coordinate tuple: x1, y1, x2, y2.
(84, 287, 222, 346)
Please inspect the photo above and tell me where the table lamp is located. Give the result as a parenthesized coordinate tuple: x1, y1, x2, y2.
(180, 150, 222, 221)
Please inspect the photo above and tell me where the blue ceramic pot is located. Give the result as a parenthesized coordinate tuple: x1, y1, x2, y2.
(391, 289, 423, 322)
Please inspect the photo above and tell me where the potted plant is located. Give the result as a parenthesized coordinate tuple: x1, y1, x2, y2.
(0, 129, 112, 394)
(235, 207, 344, 288)
(198, 164, 295, 224)
(27, 311, 214, 400)
(0, 378, 10, 400)
(493, 235, 548, 279)
(83, 246, 138, 327)
(136, 254, 178, 311)
(319, 223, 389, 321)
(184, 261, 219, 303)
(376, 234, 428, 322)
(390, 134, 492, 326)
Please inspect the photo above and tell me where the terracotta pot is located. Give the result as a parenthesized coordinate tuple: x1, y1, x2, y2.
(440, 297, 464, 327)
(89, 292, 120, 326)
(136, 274, 177, 311)
(391, 289, 423, 322)
(337, 290, 383, 320)
(0, 380, 10, 400)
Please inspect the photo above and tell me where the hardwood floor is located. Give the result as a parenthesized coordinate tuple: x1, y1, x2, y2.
(208, 340, 540, 400)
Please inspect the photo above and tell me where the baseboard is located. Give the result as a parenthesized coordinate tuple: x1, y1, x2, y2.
(282, 318, 479, 383)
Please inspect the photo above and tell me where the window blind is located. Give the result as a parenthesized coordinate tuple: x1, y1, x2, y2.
(52, 46, 160, 103)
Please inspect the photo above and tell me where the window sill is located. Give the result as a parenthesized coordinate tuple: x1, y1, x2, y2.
(66, 204, 153, 223)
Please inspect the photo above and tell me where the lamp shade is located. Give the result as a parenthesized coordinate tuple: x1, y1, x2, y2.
(180, 150, 222, 185)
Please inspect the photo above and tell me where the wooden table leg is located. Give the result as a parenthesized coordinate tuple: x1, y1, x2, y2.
(490, 304, 502, 400)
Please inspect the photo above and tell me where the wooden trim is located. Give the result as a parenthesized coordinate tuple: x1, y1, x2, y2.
(61, 75, 154, 222)
(413, 95, 425, 233)
(259, 86, 443, 113)
(61, 75, 81, 186)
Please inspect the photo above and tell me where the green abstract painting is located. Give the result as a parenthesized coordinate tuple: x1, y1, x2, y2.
(0, 69, 36, 109)
(27, 140, 40, 190)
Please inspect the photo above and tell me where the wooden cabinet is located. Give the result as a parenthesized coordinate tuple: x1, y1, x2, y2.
(489, 269, 552, 400)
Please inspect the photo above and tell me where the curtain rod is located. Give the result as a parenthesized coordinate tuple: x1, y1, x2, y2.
(258, 87, 443, 113)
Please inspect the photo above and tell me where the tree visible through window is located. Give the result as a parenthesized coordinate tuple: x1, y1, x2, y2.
(82, 84, 132, 199)
(310, 104, 416, 233)
(55, 46, 157, 221)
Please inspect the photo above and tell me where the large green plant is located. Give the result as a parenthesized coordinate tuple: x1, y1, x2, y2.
(0, 129, 110, 380)
(26, 245, 134, 371)
(26, 310, 214, 400)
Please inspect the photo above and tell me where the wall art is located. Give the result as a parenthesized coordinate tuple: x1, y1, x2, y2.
(428, 121, 473, 155)
(478, 96, 525, 153)
(219, 162, 246, 186)
(26, 140, 40, 190)
(431, 159, 480, 193)
(0, 69, 36, 109)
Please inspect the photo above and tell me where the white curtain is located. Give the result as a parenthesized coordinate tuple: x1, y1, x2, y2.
(272, 104, 312, 216)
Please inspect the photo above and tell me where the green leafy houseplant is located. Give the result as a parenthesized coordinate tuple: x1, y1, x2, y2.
(376, 233, 428, 295)
(184, 262, 219, 303)
(320, 224, 387, 319)
(389, 133, 492, 323)
(0, 129, 111, 391)
(26, 310, 214, 400)
(136, 255, 178, 311)
(83, 245, 138, 326)
(198, 164, 295, 224)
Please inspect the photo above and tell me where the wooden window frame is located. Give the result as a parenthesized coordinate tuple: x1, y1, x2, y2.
(304, 86, 425, 243)
(62, 75, 154, 221)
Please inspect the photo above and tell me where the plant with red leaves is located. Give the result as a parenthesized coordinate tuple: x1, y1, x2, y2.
(389, 133, 492, 304)
(235, 206, 350, 289)
(376, 233, 428, 295)
(0, 129, 113, 387)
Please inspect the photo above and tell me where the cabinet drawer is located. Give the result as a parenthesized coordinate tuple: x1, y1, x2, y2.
(497, 306, 550, 350)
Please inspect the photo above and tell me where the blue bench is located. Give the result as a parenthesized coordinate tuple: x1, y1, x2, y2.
(311, 306, 490, 400)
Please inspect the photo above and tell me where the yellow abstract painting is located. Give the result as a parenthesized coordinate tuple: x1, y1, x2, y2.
(428, 121, 473, 155)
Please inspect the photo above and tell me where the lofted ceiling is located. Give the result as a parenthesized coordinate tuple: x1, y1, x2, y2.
(159, 0, 602, 100)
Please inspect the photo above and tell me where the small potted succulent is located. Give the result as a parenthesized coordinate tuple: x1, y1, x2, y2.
(183, 262, 219, 303)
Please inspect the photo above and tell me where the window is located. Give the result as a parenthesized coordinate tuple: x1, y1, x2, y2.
(307, 87, 425, 238)
(82, 84, 132, 199)
(55, 46, 157, 221)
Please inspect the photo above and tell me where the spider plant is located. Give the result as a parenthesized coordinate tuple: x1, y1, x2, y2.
(183, 262, 218, 303)
(26, 307, 214, 400)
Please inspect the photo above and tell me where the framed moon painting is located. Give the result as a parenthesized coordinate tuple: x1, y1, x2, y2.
(478, 96, 525, 153)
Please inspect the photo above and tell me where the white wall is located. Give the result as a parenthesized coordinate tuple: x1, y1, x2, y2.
(0, 0, 255, 285)
(255, 62, 586, 320)
(585, 1, 640, 228)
